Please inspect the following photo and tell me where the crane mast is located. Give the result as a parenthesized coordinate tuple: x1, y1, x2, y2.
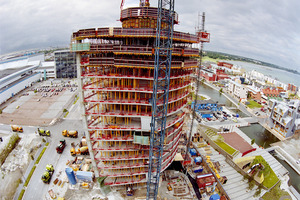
(185, 12, 210, 162)
(146, 0, 175, 199)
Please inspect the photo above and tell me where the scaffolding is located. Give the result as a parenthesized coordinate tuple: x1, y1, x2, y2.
(72, 1, 199, 189)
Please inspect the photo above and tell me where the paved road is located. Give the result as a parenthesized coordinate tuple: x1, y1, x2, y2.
(21, 119, 84, 200)
(0, 124, 37, 138)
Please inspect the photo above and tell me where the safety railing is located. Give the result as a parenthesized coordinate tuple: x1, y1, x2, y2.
(94, 151, 149, 161)
(82, 81, 189, 92)
(120, 7, 179, 24)
(81, 67, 194, 78)
(73, 27, 199, 43)
(104, 175, 147, 186)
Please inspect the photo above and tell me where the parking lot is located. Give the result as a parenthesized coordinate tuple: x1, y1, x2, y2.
(0, 79, 78, 126)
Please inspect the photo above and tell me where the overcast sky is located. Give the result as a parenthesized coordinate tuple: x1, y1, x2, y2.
(1, 0, 300, 70)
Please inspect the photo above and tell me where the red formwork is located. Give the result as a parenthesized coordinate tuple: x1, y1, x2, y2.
(81, 67, 194, 78)
(73, 27, 199, 43)
(120, 7, 179, 24)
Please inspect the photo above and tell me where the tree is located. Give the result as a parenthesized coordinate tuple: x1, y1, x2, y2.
(219, 88, 223, 93)
(251, 139, 255, 145)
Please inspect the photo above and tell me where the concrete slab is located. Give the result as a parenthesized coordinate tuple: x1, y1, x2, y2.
(3, 93, 33, 113)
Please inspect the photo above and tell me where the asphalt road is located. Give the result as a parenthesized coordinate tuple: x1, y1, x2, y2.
(21, 118, 84, 200)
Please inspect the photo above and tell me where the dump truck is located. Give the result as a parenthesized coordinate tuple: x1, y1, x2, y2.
(56, 139, 66, 154)
(38, 128, 51, 137)
(11, 125, 23, 133)
(62, 130, 78, 138)
(41, 164, 54, 184)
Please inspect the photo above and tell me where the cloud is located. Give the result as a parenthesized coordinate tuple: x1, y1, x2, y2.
(1, 0, 300, 70)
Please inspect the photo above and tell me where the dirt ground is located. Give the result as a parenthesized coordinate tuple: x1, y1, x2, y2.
(0, 80, 77, 126)
(0, 133, 43, 200)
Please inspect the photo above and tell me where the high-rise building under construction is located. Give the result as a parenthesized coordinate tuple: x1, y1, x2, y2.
(71, 1, 208, 189)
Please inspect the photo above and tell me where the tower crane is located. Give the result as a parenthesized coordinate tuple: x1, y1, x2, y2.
(184, 12, 210, 163)
(147, 0, 175, 200)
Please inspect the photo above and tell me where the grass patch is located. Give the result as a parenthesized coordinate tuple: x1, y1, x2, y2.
(73, 96, 79, 104)
(214, 141, 236, 155)
(247, 100, 263, 109)
(35, 146, 47, 165)
(262, 182, 291, 200)
(64, 111, 69, 118)
(0, 132, 20, 165)
(190, 92, 206, 101)
(202, 56, 219, 63)
(24, 165, 36, 187)
(252, 156, 279, 188)
(18, 189, 25, 200)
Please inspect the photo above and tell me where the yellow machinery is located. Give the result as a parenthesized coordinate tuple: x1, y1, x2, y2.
(11, 125, 23, 133)
(62, 130, 78, 138)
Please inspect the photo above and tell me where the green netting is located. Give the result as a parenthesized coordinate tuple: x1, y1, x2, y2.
(97, 176, 107, 187)
(97, 177, 111, 195)
(71, 43, 90, 51)
(133, 135, 150, 145)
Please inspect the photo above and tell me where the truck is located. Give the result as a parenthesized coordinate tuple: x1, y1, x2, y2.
(77, 146, 89, 155)
(196, 173, 216, 189)
(38, 128, 51, 136)
(70, 143, 89, 156)
(62, 130, 78, 138)
(41, 164, 54, 184)
(11, 125, 23, 133)
(126, 187, 134, 196)
(56, 139, 66, 154)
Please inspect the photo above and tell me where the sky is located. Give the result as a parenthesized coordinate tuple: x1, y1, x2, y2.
(1, 0, 300, 71)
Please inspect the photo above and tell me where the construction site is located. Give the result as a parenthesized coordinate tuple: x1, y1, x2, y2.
(1, 1, 299, 200)
(71, 0, 209, 195)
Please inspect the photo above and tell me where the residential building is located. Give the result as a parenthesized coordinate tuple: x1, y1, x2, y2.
(71, 2, 201, 188)
(217, 61, 233, 69)
(268, 99, 300, 138)
(200, 68, 216, 81)
(245, 70, 288, 90)
(288, 83, 298, 94)
(200, 68, 228, 82)
(228, 80, 248, 100)
(54, 50, 77, 78)
(246, 85, 261, 101)
(262, 88, 280, 99)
